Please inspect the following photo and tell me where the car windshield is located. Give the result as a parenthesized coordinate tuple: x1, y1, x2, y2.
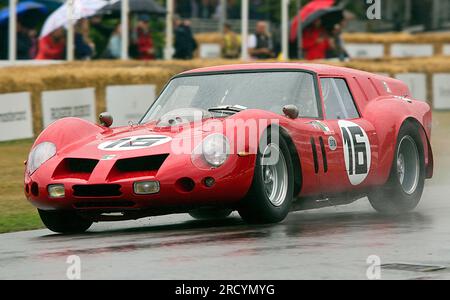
(140, 71, 320, 124)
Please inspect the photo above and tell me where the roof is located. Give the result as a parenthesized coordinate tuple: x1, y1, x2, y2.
(181, 63, 407, 94)
(182, 62, 377, 78)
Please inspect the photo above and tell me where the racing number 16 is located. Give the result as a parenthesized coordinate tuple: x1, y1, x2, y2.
(342, 126, 368, 175)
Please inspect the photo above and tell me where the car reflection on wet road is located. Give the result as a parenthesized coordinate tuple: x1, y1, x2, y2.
(1, 184, 449, 280)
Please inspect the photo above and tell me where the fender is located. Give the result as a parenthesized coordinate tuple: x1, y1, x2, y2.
(363, 97, 433, 184)
(32, 117, 104, 153)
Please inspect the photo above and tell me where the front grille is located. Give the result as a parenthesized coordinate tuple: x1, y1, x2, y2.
(74, 200, 135, 209)
(115, 154, 169, 172)
(72, 184, 122, 197)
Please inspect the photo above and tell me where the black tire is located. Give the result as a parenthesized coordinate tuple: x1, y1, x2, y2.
(38, 209, 93, 234)
(238, 130, 294, 224)
(368, 122, 425, 214)
(189, 208, 233, 220)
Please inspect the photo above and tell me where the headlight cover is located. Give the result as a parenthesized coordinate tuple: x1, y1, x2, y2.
(192, 134, 230, 168)
(26, 142, 57, 175)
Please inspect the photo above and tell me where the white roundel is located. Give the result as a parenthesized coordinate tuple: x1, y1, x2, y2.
(338, 120, 371, 185)
(98, 135, 172, 151)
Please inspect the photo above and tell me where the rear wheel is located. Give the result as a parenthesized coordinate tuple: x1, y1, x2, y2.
(189, 208, 233, 220)
(238, 131, 294, 224)
(368, 123, 425, 214)
(38, 210, 93, 234)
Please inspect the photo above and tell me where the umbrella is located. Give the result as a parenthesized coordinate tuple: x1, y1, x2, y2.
(97, 0, 166, 16)
(0, 1, 48, 25)
(39, 0, 109, 37)
(290, 0, 344, 42)
(33, 0, 65, 11)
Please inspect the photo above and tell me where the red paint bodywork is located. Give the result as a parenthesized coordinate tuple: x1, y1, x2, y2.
(25, 63, 433, 218)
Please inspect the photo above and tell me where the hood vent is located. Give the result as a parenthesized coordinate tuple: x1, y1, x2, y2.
(106, 154, 169, 181)
(53, 158, 99, 180)
(115, 154, 169, 173)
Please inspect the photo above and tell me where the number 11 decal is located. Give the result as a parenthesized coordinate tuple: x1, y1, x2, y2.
(338, 120, 372, 185)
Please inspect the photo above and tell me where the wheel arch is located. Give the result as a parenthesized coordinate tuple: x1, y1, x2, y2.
(400, 117, 433, 179)
(267, 124, 303, 196)
(364, 99, 433, 183)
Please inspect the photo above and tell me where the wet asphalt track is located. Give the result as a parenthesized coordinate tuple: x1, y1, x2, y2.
(1, 183, 450, 280)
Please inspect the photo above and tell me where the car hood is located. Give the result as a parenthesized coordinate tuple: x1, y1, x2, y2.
(57, 118, 224, 160)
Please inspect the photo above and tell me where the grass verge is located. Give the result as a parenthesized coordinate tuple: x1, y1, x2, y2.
(0, 139, 43, 233)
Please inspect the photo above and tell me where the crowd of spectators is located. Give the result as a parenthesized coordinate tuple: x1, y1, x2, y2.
(0, 1, 348, 62)
(0, 15, 199, 61)
(220, 20, 348, 61)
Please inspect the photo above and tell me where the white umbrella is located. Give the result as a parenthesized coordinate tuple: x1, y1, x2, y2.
(40, 0, 112, 38)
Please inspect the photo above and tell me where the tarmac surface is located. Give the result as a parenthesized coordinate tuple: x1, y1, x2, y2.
(1, 184, 450, 280)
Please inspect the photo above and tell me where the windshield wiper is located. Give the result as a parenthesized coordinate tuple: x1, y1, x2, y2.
(208, 105, 248, 114)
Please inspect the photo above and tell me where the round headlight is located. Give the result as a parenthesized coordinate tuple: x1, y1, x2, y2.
(27, 142, 57, 175)
(199, 134, 230, 168)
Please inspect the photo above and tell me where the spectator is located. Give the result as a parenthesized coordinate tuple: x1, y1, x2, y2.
(326, 23, 348, 61)
(174, 19, 197, 60)
(222, 23, 240, 59)
(104, 23, 122, 59)
(90, 16, 115, 58)
(75, 19, 95, 60)
(0, 27, 7, 59)
(248, 21, 274, 59)
(28, 29, 38, 59)
(35, 27, 66, 60)
(132, 15, 156, 60)
(302, 19, 331, 60)
(17, 21, 33, 59)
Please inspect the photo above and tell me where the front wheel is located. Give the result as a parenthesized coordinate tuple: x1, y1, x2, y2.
(368, 123, 425, 214)
(38, 210, 93, 234)
(238, 132, 294, 224)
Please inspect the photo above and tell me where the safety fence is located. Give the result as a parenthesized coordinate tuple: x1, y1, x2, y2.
(1, 57, 450, 142)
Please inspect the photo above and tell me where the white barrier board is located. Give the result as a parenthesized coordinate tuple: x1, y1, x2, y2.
(345, 43, 384, 59)
(443, 44, 450, 56)
(199, 43, 222, 59)
(395, 73, 427, 101)
(106, 85, 156, 127)
(0, 92, 33, 141)
(391, 44, 434, 58)
(433, 74, 450, 109)
(41, 88, 96, 128)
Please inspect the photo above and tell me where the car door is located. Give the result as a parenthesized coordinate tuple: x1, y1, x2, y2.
(285, 71, 326, 197)
(316, 77, 378, 194)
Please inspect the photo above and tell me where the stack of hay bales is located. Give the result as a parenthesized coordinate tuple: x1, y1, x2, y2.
(1, 56, 450, 135)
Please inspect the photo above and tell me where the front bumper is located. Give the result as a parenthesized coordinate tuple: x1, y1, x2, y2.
(25, 153, 255, 213)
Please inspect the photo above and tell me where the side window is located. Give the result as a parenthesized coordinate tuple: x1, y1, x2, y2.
(320, 78, 360, 120)
(295, 73, 319, 118)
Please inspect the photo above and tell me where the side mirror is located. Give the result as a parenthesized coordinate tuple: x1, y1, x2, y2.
(99, 112, 113, 128)
(282, 105, 299, 119)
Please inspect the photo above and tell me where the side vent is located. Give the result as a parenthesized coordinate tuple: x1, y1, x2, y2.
(310, 137, 319, 174)
(319, 137, 328, 173)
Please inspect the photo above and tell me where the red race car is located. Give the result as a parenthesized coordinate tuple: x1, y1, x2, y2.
(24, 63, 433, 234)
